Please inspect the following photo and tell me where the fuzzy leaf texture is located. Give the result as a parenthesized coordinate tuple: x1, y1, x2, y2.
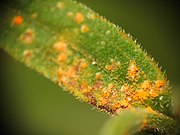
(0, 0, 176, 134)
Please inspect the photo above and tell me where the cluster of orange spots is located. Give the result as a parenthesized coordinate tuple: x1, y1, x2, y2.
(145, 106, 156, 114)
(132, 91, 149, 101)
(53, 40, 69, 63)
(20, 29, 35, 45)
(23, 49, 33, 59)
(95, 73, 102, 80)
(114, 100, 129, 109)
(75, 12, 84, 24)
(99, 97, 108, 106)
(127, 62, 139, 81)
(80, 24, 89, 33)
(12, 16, 23, 25)
(56, 2, 65, 10)
(105, 61, 120, 71)
(53, 41, 67, 51)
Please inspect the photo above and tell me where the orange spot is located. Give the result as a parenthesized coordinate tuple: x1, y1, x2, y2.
(127, 62, 139, 80)
(146, 106, 156, 114)
(20, 29, 35, 45)
(95, 73, 102, 80)
(54, 41, 67, 51)
(133, 91, 148, 101)
(114, 100, 129, 109)
(12, 16, 23, 25)
(80, 61, 88, 69)
(23, 50, 33, 59)
(105, 61, 120, 71)
(57, 68, 68, 84)
(155, 80, 165, 89)
(99, 97, 108, 106)
(149, 90, 159, 98)
(75, 12, 84, 24)
(141, 80, 151, 91)
(57, 53, 67, 62)
(81, 24, 89, 33)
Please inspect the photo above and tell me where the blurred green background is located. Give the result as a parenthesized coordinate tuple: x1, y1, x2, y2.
(0, 0, 179, 135)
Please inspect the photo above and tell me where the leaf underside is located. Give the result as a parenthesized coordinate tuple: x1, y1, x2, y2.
(0, 0, 173, 117)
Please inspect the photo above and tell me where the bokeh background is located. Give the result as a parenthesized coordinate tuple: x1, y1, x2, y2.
(0, 0, 179, 135)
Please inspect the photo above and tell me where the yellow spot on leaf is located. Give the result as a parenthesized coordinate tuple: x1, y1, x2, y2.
(75, 12, 84, 24)
(56, 2, 65, 10)
(20, 29, 35, 45)
(81, 24, 89, 33)
(67, 12, 74, 17)
(12, 16, 23, 25)
(23, 50, 33, 59)
(53, 41, 67, 51)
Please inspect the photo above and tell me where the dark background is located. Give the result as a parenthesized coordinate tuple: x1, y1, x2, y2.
(0, 0, 179, 135)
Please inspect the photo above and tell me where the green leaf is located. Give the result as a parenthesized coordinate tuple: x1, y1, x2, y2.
(0, 0, 173, 116)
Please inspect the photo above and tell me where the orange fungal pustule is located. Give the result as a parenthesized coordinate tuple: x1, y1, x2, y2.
(12, 16, 23, 25)
(75, 12, 84, 24)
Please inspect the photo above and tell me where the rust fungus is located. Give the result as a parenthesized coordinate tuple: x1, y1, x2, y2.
(95, 72, 102, 80)
(56, 2, 65, 10)
(12, 16, 23, 25)
(23, 49, 33, 59)
(57, 53, 67, 62)
(155, 80, 165, 90)
(81, 24, 89, 33)
(105, 61, 120, 71)
(133, 91, 148, 101)
(127, 62, 139, 81)
(20, 29, 35, 45)
(140, 80, 151, 91)
(114, 100, 129, 109)
(149, 89, 159, 98)
(75, 12, 84, 24)
(53, 41, 67, 51)
(99, 97, 108, 106)
(80, 61, 88, 69)
(57, 68, 68, 84)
